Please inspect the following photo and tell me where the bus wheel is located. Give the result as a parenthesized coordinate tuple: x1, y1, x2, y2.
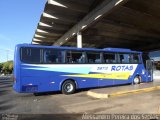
(133, 76, 140, 84)
(62, 80, 76, 95)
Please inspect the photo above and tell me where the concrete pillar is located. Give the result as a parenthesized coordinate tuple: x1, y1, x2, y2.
(77, 32, 82, 48)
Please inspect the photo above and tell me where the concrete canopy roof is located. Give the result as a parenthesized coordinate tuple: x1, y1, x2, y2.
(32, 0, 160, 51)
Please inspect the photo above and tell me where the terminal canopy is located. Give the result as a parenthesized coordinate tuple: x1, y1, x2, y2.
(32, 0, 160, 51)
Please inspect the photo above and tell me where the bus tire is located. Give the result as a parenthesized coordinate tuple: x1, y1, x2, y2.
(61, 80, 76, 95)
(133, 76, 140, 84)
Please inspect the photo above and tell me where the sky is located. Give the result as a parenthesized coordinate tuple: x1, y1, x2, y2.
(0, 0, 46, 62)
(0, 0, 159, 62)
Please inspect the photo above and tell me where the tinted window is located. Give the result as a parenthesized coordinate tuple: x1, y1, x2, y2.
(44, 49, 62, 64)
(104, 53, 117, 63)
(86, 52, 101, 63)
(132, 54, 140, 63)
(142, 53, 150, 66)
(119, 53, 132, 64)
(21, 47, 41, 64)
(66, 51, 84, 63)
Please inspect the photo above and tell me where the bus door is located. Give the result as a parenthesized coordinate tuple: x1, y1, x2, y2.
(146, 60, 154, 82)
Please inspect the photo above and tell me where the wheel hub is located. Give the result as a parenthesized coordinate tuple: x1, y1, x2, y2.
(64, 83, 73, 92)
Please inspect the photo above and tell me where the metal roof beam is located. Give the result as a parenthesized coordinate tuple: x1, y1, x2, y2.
(48, 0, 89, 13)
(53, 0, 129, 46)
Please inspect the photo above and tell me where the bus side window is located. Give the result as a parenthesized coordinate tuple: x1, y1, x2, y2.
(132, 54, 140, 63)
(118, 53, 131, 64)
(44, 49, 62, 64)
(21, 47, 41, 64)
(66, 51, 84, 64)
(78, 54, 85, 63)
(86, 52, 101, 64)
(119, 55, 124, 63)
(103, 53, 116, 64)
(66, 51, 72, 63)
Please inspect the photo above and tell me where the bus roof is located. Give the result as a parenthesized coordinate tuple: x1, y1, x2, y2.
(16, 44, 142, 53)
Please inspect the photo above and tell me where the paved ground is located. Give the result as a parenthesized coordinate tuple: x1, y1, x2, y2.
(154, 70, 160, 79)
(0, 77, 160, 117)
(88, 79, 160, 95)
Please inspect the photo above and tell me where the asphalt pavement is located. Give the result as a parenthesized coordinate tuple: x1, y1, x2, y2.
(0, 76, 160, 119)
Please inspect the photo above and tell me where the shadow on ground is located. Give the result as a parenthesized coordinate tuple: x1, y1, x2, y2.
(33, 83, 131, 96)
(0, 78, 15, 112)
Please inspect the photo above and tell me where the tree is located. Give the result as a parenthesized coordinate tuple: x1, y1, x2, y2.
(9, 63, 13, 72)
(1, 60, 13, 74)
(0, 63, 3, 73)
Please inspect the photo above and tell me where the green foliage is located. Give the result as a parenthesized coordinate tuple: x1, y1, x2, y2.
(0, 63, 3, 72)
(1, 60, 13, 74)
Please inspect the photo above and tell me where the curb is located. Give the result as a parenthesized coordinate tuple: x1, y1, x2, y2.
(87, 86, 160, 99)
(87, 91, 109, 99)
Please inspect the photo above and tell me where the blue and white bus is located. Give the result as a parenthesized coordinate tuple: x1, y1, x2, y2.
(13, 44, 153, 94)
